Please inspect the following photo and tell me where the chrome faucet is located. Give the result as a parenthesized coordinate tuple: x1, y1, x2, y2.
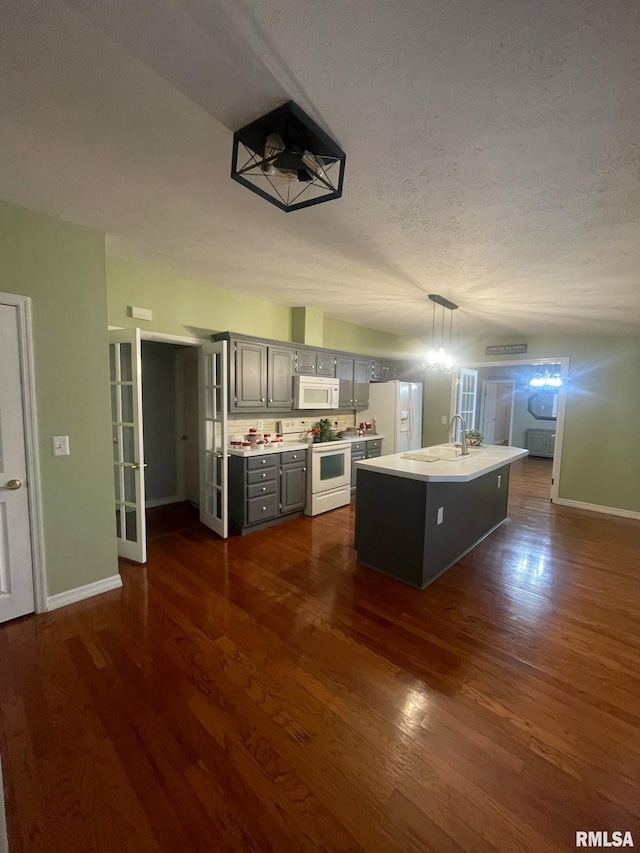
(448, 414, 469, 455)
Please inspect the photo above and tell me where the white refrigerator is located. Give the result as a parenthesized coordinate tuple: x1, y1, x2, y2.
(359, 381, 423, 455)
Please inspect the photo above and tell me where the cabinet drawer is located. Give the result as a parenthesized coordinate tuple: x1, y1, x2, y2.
(247, 468, 277, 485)
(247, 480, 277, 499)
(367, 438, 382, 451)
(246, 494, 279, 525)
(281, 449, 306, 465)
(247, 455, 277, 471)
(366, 448, 382, 459)
(351, 441, 366, 453)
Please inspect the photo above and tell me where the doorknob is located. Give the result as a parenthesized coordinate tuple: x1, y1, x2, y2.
(4, 479, 22, 490)
(131, 463, 148, 470)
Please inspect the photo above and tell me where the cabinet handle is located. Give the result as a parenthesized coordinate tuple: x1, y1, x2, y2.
(269, 398, 273, 402)
(303, 467, 307, 472)
(262, 473, 266, 478)
(262, 506, 267, 511)
(292, 454, 297, 459)
(261, 459, 267, 464)
(261, 397, 265, 402)
(262, 487, 266, 492)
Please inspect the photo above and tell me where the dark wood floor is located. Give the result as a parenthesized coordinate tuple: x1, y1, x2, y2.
(1, 457, 639, 852)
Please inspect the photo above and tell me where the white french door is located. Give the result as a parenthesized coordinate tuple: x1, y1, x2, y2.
(199, 341, 228, 538)
(454, 368, 478, 441)
(0, 303, 35, 622)
(109, 329, 146, 563)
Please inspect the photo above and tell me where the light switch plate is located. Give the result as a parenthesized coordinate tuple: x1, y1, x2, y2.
(441, 416, 448, 424)
(52, 435, 70, 456)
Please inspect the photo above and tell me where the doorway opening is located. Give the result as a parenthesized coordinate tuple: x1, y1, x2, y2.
(463, 357, 569, 503)
(141, 340, 200, 540)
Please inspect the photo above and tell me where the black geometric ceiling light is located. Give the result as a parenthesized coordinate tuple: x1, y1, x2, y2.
(231, 101, 346, 212)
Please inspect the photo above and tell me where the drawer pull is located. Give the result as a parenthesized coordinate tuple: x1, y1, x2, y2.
(292, 454, 297, 459)
(261, 459, 267, 465)
(262, 473, 266, 478)
(262, 506, 267, 511)
(262, 487, 266, 492)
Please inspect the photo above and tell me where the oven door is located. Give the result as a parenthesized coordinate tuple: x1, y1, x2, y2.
(311, 443, 351, 494)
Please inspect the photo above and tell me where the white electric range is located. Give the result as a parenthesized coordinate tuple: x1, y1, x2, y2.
(278, 419, 352, 516)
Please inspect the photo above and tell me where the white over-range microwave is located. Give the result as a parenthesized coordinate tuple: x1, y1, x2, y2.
(293, 375, 340, 409)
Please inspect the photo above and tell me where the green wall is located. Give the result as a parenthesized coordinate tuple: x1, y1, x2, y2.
(107, 258, 292, 341)
(0, 200, 118, 596)
(106, 257, 406, 357)
(458, 335, 640, 513)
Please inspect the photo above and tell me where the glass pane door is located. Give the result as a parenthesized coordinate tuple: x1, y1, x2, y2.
(199, 341, 228, 538)
(455, 368, 478, 441)
(109, 328, 146, 563)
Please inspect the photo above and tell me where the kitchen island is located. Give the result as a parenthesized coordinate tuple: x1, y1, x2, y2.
(354, 445, 528, 588)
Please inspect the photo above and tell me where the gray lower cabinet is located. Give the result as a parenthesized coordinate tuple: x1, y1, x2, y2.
(526, 428, 556, 458)
(280, 450, 307, 513)
(350, 438, 383, 494)
(229, 451, 306, 534)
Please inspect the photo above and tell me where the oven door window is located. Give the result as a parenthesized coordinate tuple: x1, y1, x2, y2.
(320, 453, 345, 481)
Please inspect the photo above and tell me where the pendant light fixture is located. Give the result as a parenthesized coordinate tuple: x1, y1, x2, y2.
(231, 101, 346, 212)
(422, 294, 458, 374)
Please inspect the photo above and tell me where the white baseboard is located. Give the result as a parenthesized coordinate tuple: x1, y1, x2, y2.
(554, 498, 640, 521)
(0, 754, 8, 853)
(47, 574, 123, 611)
(145, 495, 182, 508)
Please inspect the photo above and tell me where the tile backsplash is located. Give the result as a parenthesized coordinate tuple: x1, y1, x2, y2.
(228, 411, 357, 437)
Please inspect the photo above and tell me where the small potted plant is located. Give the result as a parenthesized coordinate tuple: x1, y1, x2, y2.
(307, 418, 337, 443)
(465, 429, 484, 446)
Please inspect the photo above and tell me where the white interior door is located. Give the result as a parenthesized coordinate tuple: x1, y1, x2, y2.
(109, 329, 146, 563)
(0, 304, 35, 622)
(454, 368, 478, 440)
(199, 341, 228, 538)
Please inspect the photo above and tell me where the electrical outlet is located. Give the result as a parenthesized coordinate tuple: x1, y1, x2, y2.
(257, 419, 264, 430)
(52, 435, 70, 456)
(333, 419, 339, 427)
(441, 415, 448, 425)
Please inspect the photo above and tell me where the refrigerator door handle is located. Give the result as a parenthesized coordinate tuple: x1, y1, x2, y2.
(408, 389, 413, 442)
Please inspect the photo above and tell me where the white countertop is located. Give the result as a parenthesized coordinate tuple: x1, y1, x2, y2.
(341, 434, 383, 442)
(354, 444, 528, 483)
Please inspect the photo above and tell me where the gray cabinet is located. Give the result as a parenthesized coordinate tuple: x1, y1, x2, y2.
(526, 428, 556, 458)
(229, 450, 307, 534)
(267, 346, 294, 408)
(371, 360, 398, 382)
(350, 438, 383, 493)
(280, 449, 307, 513)
(234, 339, 267, 409)
(336, 356, 354, 408)
(295, 349, 336, 377)
(353, 359, 372, 410)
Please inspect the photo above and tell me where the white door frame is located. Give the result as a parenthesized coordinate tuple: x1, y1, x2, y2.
(463, 357, 570, 503)
(479, 379, 515, 445)
(0, 293, 47, 613)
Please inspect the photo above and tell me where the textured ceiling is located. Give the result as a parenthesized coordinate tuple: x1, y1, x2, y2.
(1, 0, 639, 337)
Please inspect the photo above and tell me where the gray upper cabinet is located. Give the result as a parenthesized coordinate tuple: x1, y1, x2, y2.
(371, 359, 398, 381)
(295, 348, 336, 377)
(267, 346, 294, 408)
(295, 349, 317, 375)
(336, 356, 354, 408)
(216, 331, 398, 413)
(234, 340, 267, 409)
(316, 351, 336, 376)
(353, 359, 371, 410)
